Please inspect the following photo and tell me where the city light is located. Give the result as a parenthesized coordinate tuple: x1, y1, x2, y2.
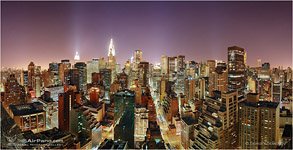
(1, 1, 292, 150)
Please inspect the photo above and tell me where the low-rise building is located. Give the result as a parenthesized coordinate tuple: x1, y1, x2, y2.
(8, 102, 46, 133)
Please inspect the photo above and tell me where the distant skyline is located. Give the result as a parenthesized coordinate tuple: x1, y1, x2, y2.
(1, 1, 292, 69)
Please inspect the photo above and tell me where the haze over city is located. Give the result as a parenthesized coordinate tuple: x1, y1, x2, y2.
(1, 1, 293, 150)
(2, 1, 292, 69)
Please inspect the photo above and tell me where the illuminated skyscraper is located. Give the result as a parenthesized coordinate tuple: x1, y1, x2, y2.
(58, 90, 81, 132)
(138, 61, 149, 88)
(177, 55, 186, 72)
(107, 39, 117, 83)
(49, 62, 60, 85)
(192, 90, 238, 149)
(214, 61, 228, 93)
(28, 61, 35, 89)
(108, 38, 115, 57)
(87, 59, 99, 83)
(228, 46, 246, 98)
(74, 51, 80, 61)
(35, 76, 41, 97)
(221, 91, 238, 148)
(3, 74, 26, 107)
(184, 77, 196, 101)
(134, 49, 143, 63)
(207, 60, 216, 96)
(100, 68, 111, 100)
(239, 93, 280, 149)
(168, 56, 176, 81)
(74, 62, 87, 92)
(114, 90, 135, 148)
(161, 55, 168, 75)
(271, 81, 282, 102)
(59, 59, 71, 85)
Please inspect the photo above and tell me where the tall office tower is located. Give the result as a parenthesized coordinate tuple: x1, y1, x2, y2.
(49, 62, 60, 85)
(161, 55, 168, 76)
(192, 90, 237, 149)
(87, 59, 99, 83)
(181, 116, 197, 149)
(184, 78, 196, 101)
(195, 78, 206, 99)
(199, 62, 209, 77)
(20, 69, 24, 86)
(130, 50, 143, 82)
(49, 62, 59, 75)
(134, 107, 148, 148)
(28, 61, 35, 89)
(59, 59, 71, 85)
(117, 70, 128, 90)
(100, 68, 112, 99)
(285, 67, 292, 82)
(214, 61, 228, 93)
(58, 92, 70, 131)
(162, 93, 179, 122)
(23, 70, 29, 87)
(107, 39, 117, 83)
(228, 46, 246, 98)
(186, 66, 196, 79)
(69, 106, 93, 147)
(192, 92, 224, 149)
(175, 70, 185, 94)
(67, 68, 79, 89)
(168, 56, 177, 81)
(35, 76, 41, 97)
(177, 55, 186, 72)
(151, 63, 161, 91)
(134, 49, 143, 64)
(257, 70, 272, 101)
(41, 70, 50, 87)
(248, 76, 257, 93)
(130, 79, 142, 105)
(138, 61, 149, 88)
(271, 81, 282, 102)
(99, 57, 106, 70)
(74, 62, 87, 92)
(207, 60, 216, 97)
(239, 93, 280, 149)
(114, 91, 135, 148)
(58, 90, 80, 131)
(221, 91, 238, 148)
(35, 66, 41, 76)
(124, 60, 131, 75)
(3, 74, 26, 107)
(207, 60, 216, 73)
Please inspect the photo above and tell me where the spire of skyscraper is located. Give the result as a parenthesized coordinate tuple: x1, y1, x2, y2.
(108, 38, 115, 56)
(74, 51, 80, 61)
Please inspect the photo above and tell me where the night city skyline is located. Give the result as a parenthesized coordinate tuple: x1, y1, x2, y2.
(2, 1, 292, 69)
(1, 1, 293, 150)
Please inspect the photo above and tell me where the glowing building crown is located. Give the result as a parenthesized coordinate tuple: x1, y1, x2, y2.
(108, 38, 115, 56)
(74, 51, 80, 61)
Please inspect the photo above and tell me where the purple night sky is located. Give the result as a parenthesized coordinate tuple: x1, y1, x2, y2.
(1, 1, 292, 69)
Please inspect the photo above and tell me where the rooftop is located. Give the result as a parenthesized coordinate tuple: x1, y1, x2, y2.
(99, 139, 127, 149)
(182, 116, 197, 126)
(9, 102, 45, 116)
(241, 101, 279, 108)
